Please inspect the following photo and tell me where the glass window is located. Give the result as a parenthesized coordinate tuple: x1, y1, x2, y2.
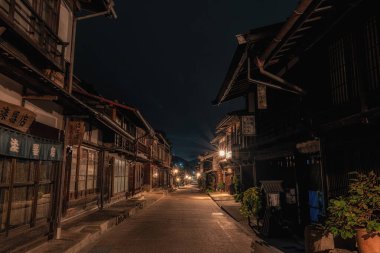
(78, 149, 88, 192)
(0, 158, 11, 184)
(0, 188, 9, 233)
(87, 151, 95, 192)
(69, 147, 78, 195)
(9, 186, 34, 229)
(36, 184, 51, 221)
(14, 160, 34, 183)
(40, 161, 53, 182)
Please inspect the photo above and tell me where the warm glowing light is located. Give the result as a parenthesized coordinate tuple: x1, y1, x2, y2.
(219, 150, 226, 157)
(173, 168, 178, 174)
(153, 172, 158, 178)
(176, 177, 180, 182)
(226, 151, 232, 159)
(196, 172, 201, 178)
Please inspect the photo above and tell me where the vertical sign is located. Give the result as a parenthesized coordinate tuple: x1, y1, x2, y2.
(241, 115, 256, 136)
(67, 120, 85, 146)
(257, 84, 267, 109)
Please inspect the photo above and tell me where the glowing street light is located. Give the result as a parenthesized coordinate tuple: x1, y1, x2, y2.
(196, 172, 201, 179)
(219, 150, 226, 157)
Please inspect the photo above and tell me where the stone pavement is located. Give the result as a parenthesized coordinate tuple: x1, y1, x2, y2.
(27, 191, 166, 253)
(81, 185, 253, 253)
(208, 192, 304, 253)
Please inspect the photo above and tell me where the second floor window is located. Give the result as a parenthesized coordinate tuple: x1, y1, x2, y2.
(30, 0, 60, 32)
(329, 15, 380, 106)
(365, 16, 380, 91)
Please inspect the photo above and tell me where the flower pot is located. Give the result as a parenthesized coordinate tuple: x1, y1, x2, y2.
(304, 225, 334, 253)
(356, 229, 380, 253)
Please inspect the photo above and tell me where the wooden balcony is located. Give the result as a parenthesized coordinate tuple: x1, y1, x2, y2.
(113, 134, 135, 154)
(0, 0, 66, 71)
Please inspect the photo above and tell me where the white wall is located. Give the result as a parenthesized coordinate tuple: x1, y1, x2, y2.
(0, 74, 64, 130)
(58, 1, 73, 62)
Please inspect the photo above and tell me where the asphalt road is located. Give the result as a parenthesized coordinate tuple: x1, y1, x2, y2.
(83, 185, 253, 253)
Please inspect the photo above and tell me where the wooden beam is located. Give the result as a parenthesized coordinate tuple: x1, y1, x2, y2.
(23, 95, 58, 101)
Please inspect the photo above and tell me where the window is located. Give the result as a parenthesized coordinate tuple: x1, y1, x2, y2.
(365, 16, 380, 91)
(69, 147, 99, 200)
(0, 158, 56, 235)
(329, 38, 349, 105)
(113, 158, 129, 194)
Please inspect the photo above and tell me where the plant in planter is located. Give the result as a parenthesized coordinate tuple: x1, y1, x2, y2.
(217, 182, 225, 192)
(326, 171, 380, 253)
(233, 176, 243, 202)
(240, 187, 262, 227)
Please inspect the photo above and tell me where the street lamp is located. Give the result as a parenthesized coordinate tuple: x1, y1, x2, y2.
(196, 172, 201, 179)
(219, 150, 226, 157)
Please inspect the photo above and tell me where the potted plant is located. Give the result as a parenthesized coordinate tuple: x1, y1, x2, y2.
(240, 187, 262, 227)
(326, 171, 380, 253)
(217, 182, 225, 192)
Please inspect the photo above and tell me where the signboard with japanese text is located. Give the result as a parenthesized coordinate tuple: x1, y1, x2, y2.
(241, 115, 256, 136)
(257, 84, 267, 109)
(0, 100, 36, 133)
(0, 126, 62, 161)
(67, 120, 85, 146)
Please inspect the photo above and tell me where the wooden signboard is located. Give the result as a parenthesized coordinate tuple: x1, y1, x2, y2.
(0, 100, 36, 132)
(67, 120, 85, 146)
(257, 84, 267, 109)
(241, 115, 256, 136)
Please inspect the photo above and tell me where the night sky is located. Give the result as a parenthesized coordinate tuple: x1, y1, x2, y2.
(75, 0, 298, 160)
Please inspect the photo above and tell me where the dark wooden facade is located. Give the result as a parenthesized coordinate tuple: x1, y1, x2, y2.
(214, 0, 380, 239)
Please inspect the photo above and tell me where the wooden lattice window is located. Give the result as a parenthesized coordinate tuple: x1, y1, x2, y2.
(365, 16, 380, 91)
(329, 38, 349, 105)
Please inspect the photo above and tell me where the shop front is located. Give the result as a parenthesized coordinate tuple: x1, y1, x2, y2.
(0, 126, 62, 251)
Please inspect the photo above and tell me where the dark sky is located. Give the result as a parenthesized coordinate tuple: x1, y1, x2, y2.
(75, 0, 298, 160)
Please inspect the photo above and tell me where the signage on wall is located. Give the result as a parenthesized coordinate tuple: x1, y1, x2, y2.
(0, 126, 62, 161)
(0, 100, 36, 133)
(67, 120, 85, 146)
(241, 115, 256, 136)
(257, 84, 267, 109)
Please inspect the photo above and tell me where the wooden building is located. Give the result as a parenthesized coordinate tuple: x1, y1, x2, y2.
(213, 0, 380, 238)
(0, 0, 116, 251)
(151, 132, 172, 189)
(209, 112, 256, 193)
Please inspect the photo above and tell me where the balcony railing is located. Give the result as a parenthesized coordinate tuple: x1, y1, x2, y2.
(114, 134, 135, 154)
(137, 142, 150, 157)
(0, 0, 66, 70)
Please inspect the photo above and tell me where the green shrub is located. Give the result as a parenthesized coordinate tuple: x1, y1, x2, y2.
(217, 182, 225, 191)
(234, 192, 243, 203)
(240, 187, 262, 218)
(326, 171, 380, 239)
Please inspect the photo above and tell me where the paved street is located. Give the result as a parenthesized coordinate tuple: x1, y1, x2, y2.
(82, 185, 253, 253)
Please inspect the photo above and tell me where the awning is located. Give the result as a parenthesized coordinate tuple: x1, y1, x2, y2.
(260, 180, 284, 194)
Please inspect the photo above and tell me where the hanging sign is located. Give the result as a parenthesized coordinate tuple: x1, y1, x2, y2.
(296, 139, 320, 154)
(0, 100, 36, 132)
(67, 120, 85, 146)
(257, 84, 267, 109)
(241, 115, 256, 136)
